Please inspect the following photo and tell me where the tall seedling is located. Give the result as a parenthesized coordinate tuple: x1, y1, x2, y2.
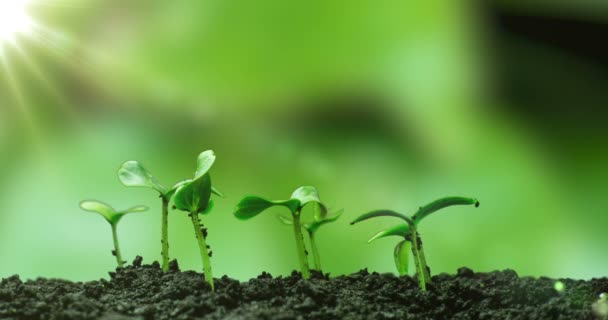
(172, 150, 222, 290)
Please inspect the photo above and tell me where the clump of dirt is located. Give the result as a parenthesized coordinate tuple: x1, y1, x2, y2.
(1, 257, 606, 319)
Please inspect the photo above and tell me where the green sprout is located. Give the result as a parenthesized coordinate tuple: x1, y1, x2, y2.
(351, 196, 479, 291)
(278, 204, 343, 272)
(79, 200, 148, 268)
(118, 159, 223, 272)
(172, 150, 222, 291)
(234, 186, 332, 279)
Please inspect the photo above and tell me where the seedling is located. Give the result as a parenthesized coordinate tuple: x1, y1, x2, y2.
(233, 186, 330, 279)
(351, 196, 479, 291)
(79, 200, 148, 267)
(172, 150, 221, 290)
(118, 159, 223, 272)
(278, 204, 343, 272)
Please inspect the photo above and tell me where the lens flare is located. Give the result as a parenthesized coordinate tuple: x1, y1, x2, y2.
(0, 0, 33, 43)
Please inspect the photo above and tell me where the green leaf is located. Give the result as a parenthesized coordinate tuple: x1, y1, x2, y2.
(200, 200, 215, 215)
(394, 240, 410, 276)
(351, 210, 413, 226)
(165, 179, 191, 200)
(233, 196, 299, 220)
(194, 150, 216, 179)
(80, 200, 116, 223)
(118, 161, 167, 194)
(312, 202, 328, 221)
(211, 186, 225, 198)
(306, 209, 343, 233)
(367, 224, 410, 243)
(290, 186, 326, 212)
(234, 196, 274, 220)
(80, 200, 147, 225)
(173, 174, 212, 213)
(118, 205, 149, 214)
(412, 197, 479, 225)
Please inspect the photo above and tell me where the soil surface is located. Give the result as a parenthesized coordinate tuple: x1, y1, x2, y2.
(1, 256, 607, 320)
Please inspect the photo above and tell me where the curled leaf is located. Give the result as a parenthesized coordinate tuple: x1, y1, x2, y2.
(367, 224, 410, 243)
(394, 240, 410, 276)
(173, 174, 212, 213)
(118, 161, 167, 194)
(194, 150, 216, 179)
(412, 197, 479, 225)
(351, 210, 413, 226)
(290, 186, 326, 212)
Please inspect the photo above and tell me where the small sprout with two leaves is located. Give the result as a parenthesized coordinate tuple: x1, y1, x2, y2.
(278, 204, 343, 272)
(351, 196, 479, 291)
(171, 150, 223, 291)
(234, 186, 338, 278)
(79, 200, 148, 268)
(118, 157, 223, 272)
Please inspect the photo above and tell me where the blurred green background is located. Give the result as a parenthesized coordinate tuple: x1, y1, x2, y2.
(0, 0, 607, 282)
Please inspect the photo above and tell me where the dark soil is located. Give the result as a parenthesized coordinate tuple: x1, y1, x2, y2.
(1, 256, 606, 320)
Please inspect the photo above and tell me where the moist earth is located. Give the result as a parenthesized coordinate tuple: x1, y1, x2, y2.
(1, 256, 606, 320)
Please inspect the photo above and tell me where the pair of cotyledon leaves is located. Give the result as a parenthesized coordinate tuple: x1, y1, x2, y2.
(117, 150, 223, 214)
(80, 201, 148, 225)
(234, 186, 342, 231)
(351, 197, 479, 243)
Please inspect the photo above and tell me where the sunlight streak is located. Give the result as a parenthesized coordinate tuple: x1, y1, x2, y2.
(0, 0, 34, 44)
(0, 45, 43, 147)
(11, 38, 81, 125)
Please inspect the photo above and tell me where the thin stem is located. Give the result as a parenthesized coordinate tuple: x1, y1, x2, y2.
(111, 224, 124, 268)
(409, 228, 426, 291)
(292, 213, 311, 279)
(309, 231, 322, 271)
(416, 234, 432, 284)
(161, 196, 169, 272)
(190, 211, 214, 290)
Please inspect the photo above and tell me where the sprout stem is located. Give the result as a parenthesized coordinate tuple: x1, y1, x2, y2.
(309, 231, 322, 271)
(190, 212, 214, 290)
(409, 228, 426, 291)
(110, 224, 124, 268)
(161, 196, 170, 272)
(292, 213, 311, 279)
(416, 235, 432, 285)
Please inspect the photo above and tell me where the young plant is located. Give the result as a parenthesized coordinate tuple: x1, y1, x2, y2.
(118, 159, 223, 272)
(79, 200, 148, 267)
(172, 150, 222, 291)
(233, 186, 328, 279)
(351, 196, 479, 291)
(278, 204, 343, 272)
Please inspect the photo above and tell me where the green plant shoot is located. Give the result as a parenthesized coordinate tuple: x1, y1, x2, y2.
(118, 160, 223, 272)
(278, 204, 343, 272)
(351, 196, 479, 291)
(172, 150, 221, 291)
(233, 186, 329, 279)
(79, 200, 148, 268)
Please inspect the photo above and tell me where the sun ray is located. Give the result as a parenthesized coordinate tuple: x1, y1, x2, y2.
(0, 44, 44, 150)
(10, 37, 81, 126)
